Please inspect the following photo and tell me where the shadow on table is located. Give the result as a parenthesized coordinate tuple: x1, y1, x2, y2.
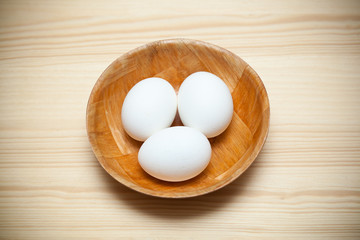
(96, 153, 264, 220)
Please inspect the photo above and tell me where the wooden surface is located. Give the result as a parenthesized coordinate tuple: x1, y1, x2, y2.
(0, 0, 359, 239)
(87, 39, 270, 198)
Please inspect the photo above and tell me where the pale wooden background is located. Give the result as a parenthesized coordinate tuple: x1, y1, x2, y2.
(0, 0, 359, 239)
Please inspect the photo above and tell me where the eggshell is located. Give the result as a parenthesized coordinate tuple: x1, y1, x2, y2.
(177, 71, 234, 138)
(121, 77, 177, 141)
(138, 126, 212, 182)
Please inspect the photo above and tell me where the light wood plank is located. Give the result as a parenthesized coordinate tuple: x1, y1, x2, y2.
(0, 0, 359, 239)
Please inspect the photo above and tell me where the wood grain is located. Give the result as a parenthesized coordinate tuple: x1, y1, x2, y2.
(1, 0, 360, 239)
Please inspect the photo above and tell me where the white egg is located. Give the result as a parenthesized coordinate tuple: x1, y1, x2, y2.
(178, 71, 234, 138)
(121, 77, 177, 141)
(138, 126, 212, 182)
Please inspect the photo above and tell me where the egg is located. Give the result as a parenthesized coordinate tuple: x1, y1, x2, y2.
(177, 71, 234, 138)
(138, 126, 212, 182)
(121, 77, 177, 141)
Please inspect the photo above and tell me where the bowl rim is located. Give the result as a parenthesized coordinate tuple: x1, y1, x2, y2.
(86, 38, 270, 198)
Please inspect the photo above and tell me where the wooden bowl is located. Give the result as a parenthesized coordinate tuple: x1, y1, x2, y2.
(86, 39, 270, 198)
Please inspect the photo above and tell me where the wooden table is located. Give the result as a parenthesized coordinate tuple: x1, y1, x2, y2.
(1, 0, 359, 239)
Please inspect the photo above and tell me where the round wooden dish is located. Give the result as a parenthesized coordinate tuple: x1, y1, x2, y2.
(87, 39, 270, 198)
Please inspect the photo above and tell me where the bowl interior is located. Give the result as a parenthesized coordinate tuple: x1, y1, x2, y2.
(87, 39, 270, 198)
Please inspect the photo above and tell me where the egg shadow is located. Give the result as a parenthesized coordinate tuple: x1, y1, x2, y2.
(95, 152, 265, 220)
